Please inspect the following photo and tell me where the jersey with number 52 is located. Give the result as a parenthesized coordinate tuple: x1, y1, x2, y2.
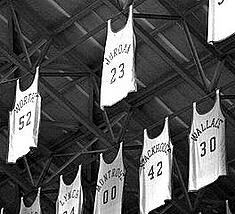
(100, 5, 137, 109)
(188, 89, 226, 191)
(8, 67, 41, 163)
(139, 117, 173, 214)
(93, 143, 125, 214)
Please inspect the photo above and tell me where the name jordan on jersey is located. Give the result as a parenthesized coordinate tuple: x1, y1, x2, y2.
(104, 43, 131, 66)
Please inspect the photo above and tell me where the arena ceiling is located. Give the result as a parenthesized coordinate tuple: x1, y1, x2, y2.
(0, 0, 235, 213)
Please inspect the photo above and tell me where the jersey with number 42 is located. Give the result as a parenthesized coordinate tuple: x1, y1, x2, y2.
(93, 143, 125, 214)
(8, 67, 41, 163)
(189, 89, 226, 191)
(100, 5, 137, 109)
(139, 117, 173, 214)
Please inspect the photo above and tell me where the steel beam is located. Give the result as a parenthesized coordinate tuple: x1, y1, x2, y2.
(133, 13, 181, 20)
(10, 3, 32, 67)
(182, 20, 210, 91)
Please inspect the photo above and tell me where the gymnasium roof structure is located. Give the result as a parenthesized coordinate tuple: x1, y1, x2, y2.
(0, 0, 235, 213)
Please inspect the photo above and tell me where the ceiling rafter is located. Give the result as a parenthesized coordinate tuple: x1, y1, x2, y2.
(34, 0, 146, 67)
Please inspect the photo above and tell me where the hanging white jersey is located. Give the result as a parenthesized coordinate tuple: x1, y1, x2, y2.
(189, 89, 226, 191)
(208, 0, 235, 43)
(139, 117, 173, 214)
(56, 165, 83, 214)
(100, 5, 137, 109)
(8, 67, 41, 163)
(226, 200, 232, 214)
(93, 143, 125, 214)
(19, 188, 41, 214)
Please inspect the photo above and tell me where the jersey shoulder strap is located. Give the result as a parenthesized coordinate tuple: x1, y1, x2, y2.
(16, 67, 40, 97)
(100, 142, 123, 167)
(20, 187, 41, 209)
(107, 5, 133, 35)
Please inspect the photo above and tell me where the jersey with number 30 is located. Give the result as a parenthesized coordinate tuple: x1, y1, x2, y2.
(189, 89, 226, 191)
(100, 5, 137, 109)
(139, 117, 173, 214)
(20, 188, 41, 214)
(93, 143, 125, 214)
(8, 67, 41, 163)
(56, 165, 83, 214)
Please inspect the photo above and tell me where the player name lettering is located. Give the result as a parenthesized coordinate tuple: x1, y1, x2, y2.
(59, 189, 80, 206)
(96, 167, 125, 192)
(104, 43, 131, 66)
(140, 143, 171, 167)
(14, 93, 39, 114)
(218, 0, 224, 5)
(190, 117, 224, 142)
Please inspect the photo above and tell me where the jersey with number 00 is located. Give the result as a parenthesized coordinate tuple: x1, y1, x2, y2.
(93, 143, 125, 214)
(8, 67, 41, 163)
(189, 89, 226, 191)
(56, 165, 83, 214)
(20, 188, 41, 214)
(100, 5, 137, 109)
(208, 0, 235, 43)
(139, 117, 173, 214)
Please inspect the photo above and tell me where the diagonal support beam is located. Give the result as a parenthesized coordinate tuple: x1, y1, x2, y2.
(0, 39, 46, 81)
(182, 20, 210, 91)
(23, 156, 35, 187)
(10, 2, 32, 68)
(174, 157, 193, 211)
(0, 160, 33, 193)
(133, 13, 181, 20)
